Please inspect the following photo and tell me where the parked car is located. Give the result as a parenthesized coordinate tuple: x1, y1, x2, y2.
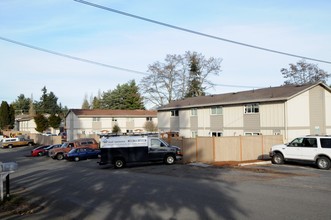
(44, 144, 63, 157)
(65, 147, 101, 161)
(49, 138, 98, 160)
(270, 135, 331, 169)
(31, 145, 50, 157)
(1, 137, 34, 148)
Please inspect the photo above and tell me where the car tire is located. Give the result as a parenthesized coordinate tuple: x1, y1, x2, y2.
(74, 157, 80, 162)
(38, 152, 43, 156)
(316, 157, 331, 170)
(164, 154, 175, 165)
(56, 153, 64, 160)
(8, 145, 13, 149)
(114, 158, 125, 169)
(272, 153, 284, 164)
(28, 143, 33, 147)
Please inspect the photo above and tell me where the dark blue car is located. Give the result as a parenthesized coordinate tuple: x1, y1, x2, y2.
(65, 147, 101, 161)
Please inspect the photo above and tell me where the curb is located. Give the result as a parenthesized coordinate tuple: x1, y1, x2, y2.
(238, 161, 271, 167)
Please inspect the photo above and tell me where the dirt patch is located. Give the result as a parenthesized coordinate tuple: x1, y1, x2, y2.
(0, 194, 45, 218)
(211, 160, 266, 167)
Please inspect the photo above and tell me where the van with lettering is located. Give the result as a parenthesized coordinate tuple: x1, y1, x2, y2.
(98, 135, 182, 168)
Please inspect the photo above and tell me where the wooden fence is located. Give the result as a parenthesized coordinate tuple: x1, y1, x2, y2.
(166, 135, 283, 163)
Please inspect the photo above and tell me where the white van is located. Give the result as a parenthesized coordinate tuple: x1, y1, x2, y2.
(98, 135, 182, 168)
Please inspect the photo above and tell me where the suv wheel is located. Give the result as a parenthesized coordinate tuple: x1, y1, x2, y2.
(316, 157, 331, 170)
(74, 157, 80, 162)
(272, 153, 284, 164)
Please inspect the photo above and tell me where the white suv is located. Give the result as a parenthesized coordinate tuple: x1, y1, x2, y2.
(269, 135, 331, 170)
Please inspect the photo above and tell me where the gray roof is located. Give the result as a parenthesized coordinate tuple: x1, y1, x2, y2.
(158, 82, 330, 110)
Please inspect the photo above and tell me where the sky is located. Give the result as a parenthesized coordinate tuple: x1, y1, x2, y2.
(1, 0, 330, 109)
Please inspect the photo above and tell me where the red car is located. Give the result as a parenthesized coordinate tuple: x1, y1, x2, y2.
(31, 145, 50, 157)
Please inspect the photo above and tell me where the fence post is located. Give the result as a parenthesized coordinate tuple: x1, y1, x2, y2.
(196, 136, 198, 162)
(240, 135, 243, 161)
(213, 136, 216, 162)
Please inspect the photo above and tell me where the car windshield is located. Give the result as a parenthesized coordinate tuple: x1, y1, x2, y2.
(61, 143, 69, 148)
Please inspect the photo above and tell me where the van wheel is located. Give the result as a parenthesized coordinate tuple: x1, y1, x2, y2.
(56, 154, 64, 160)
(272, 153, 284, 164)
(165, 155, 175, 165)
(317, 157, 331, 170)
(114, 158, 125, 169)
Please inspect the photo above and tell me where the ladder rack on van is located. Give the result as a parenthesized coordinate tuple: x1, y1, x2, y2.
(98, 133, 159, 138)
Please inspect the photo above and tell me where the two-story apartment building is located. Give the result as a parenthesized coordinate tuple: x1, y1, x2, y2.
(157, 83, 331, 142)
(65, 109, 157, 141)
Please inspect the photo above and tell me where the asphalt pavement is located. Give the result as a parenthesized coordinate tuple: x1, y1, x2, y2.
(1, 146, 331, 220)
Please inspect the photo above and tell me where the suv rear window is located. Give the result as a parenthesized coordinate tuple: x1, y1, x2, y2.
(320, 138, 331, 148)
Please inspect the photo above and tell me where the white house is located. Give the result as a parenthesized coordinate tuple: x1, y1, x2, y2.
(15, 115, 36, 133)
(65, 109, 158, 141)
(15, 114, 61, 135)
(157, 83, 331, 142)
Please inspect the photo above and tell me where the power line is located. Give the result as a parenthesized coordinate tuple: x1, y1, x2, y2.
(74, 0, 331, 65)
(0, 36, 263, 90)
(0, 36, 149, 76)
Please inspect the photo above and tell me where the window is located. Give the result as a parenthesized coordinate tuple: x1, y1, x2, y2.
(146, 117, 152, 121)
(211, 106, 222, 115)
(93, 117, 100, 122)
(244, 132, 261, 136)
(151, 139, 164, 148)
(192, 131, 198, 138)
(112, 118, 117, 122)
(320, 138, 331, 148)
(211, 132, 223, 137)
(191, 108, 197, 116)
(288, 138, 317, 148)
(244, 103, 259, 114)
(171, 110, 179, 117)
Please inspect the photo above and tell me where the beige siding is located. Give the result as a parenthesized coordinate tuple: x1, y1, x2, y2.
(309, 86, 326, 134)
(326, 90, 331, 134)
(210, 115, 223, 130)
(179, 109, 190, 129)
(260, 103, 284, 127)
(243, 114, 260, 130)
(157, 111, 170, 131)
(223, 106, 243, 128)
(190, 116, 198, 130)
(287, 91, 310, 127)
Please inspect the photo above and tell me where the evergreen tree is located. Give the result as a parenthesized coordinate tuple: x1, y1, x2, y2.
(36, 86, 61, 114)
(34, 114, 49, 133)
(9, 104, 15, 129)
(92, 96, 101, 109)
(185, 52, 205, 97)
(49, 114, 62, 129)
(0, 101, 11, 129)
(81, 94, 90, 109)
(101, 80, 145, 109)
(11, 94, 31, 115)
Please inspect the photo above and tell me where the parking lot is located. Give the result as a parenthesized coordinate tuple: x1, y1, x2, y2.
(1, 146, 331, 220)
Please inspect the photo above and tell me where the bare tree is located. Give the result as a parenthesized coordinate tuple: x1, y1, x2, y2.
(281, 59, 330, 85)
(140, 54, 185, 107)
(139, 51, 222, 107)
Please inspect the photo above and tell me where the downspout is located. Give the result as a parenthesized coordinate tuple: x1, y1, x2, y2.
(284, 102, 288, 143)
